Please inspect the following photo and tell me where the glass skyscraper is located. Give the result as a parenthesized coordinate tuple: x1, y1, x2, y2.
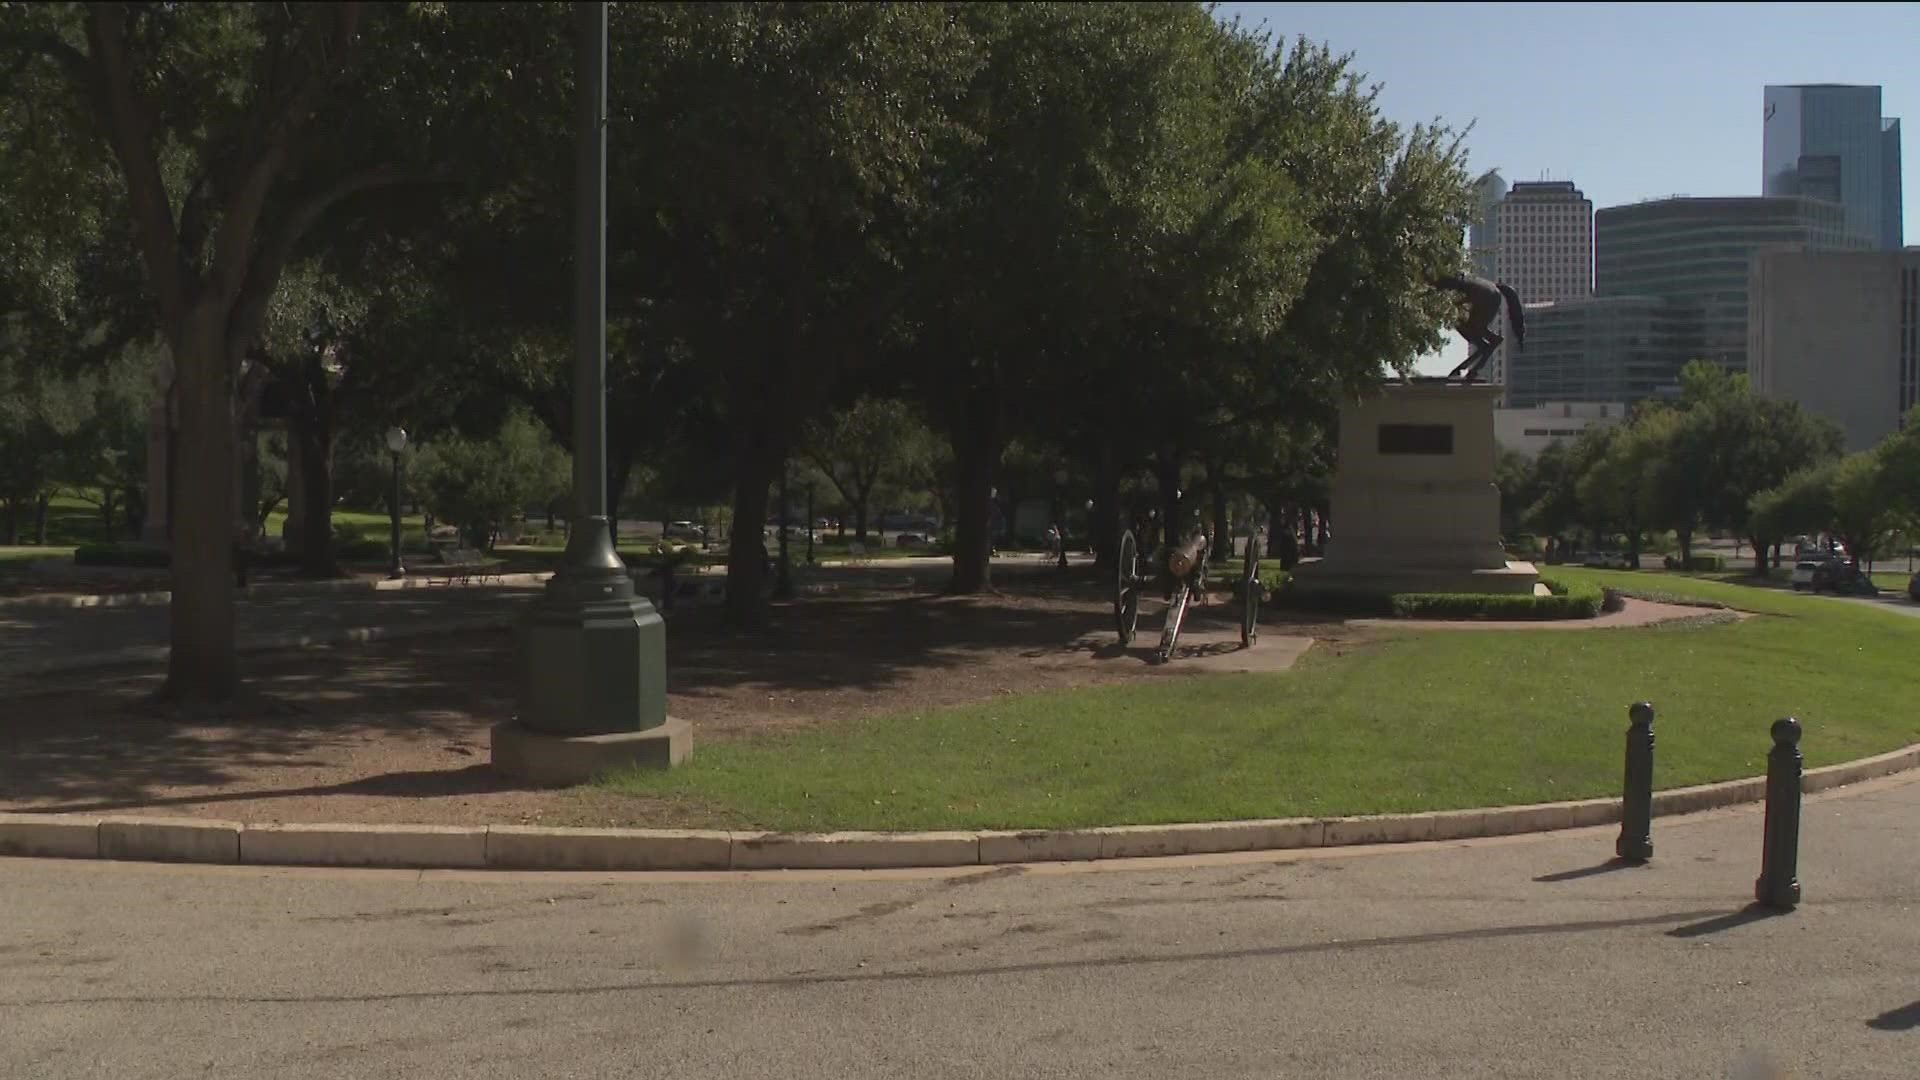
(1763, 84, 1904, 250)
(1595, 196, 1866, 377)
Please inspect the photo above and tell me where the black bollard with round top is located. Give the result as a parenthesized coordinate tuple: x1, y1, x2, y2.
(1755, 717, 1803, 910)
(1615, 702, 1655, 863)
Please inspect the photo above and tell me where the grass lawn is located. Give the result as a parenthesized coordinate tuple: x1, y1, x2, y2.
(601, 567, 1920, 832)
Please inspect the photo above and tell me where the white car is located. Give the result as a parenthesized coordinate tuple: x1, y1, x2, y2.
(1790, 556, 1841, 590)
(1581, 550, 1631, 570)
(664, 521, 705, 541)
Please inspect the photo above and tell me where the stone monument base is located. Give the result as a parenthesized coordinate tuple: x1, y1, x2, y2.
(1288, 558, 1541, 597)
(491, 718, 692, 788)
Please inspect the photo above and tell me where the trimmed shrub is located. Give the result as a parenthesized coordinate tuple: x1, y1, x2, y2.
(336, 537, 389, 561)
(72, 542, 169, 568)
(1274, 574, 1601, 621)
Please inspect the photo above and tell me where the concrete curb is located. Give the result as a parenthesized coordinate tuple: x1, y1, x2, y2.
(4, 742, 1916, 873)
(0, 572, 553, 610)
(0, 612, 520, 679)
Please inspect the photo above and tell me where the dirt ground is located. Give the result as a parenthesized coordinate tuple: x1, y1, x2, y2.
(0, 581, 1357, 828)
(0, 580, 1721, 830)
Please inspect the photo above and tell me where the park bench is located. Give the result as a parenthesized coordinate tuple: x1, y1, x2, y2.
(428, 546, 502, 587)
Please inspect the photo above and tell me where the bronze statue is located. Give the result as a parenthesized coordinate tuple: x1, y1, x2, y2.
(1432, 273, 1524, 381)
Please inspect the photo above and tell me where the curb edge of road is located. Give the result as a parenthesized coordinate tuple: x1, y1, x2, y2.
(0, 572, 555, 611)
(4, 742, 1916, 873)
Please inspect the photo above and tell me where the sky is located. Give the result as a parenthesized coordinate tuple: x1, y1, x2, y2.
(1213, 1, 1920, 374)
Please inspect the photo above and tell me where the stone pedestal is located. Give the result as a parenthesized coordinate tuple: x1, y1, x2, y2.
(491, 717, 691, 787)
(494, 573, 687, 785)
(1290, 380, 1538, 596)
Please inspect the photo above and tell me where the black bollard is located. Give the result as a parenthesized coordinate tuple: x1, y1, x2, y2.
(1615, 702, 1654, 863)
(1754, 717, 1803, 910)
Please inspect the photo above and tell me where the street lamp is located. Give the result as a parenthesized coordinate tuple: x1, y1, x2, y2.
(384, 426, 408, 580)
(1053, 468, 1070, 569)
(498, 1, 684, 785)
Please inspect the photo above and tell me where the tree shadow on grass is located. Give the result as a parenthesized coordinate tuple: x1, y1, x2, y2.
(0, 577, 1352, 816)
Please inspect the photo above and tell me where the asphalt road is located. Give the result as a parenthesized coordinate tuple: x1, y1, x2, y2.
(4, 777, 1917, 1079)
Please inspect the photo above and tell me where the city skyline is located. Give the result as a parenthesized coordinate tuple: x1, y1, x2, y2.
(1214, 2, 1919, 374)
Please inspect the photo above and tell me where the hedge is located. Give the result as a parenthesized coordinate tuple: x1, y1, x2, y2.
(72, 542, 170, 568)
(1662, 553, 1726, 571)
(1273, 574, 1602, 621)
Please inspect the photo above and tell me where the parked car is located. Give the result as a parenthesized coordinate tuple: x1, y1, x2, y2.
(1790, 555, 1842, 590)
(664, 520, 705, 541)
(1581, 550, 1632, 570)
(894, 531, 932, 549)
(1810, 560, 1879, 595)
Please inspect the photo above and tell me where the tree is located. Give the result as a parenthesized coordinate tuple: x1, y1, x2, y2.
(1827, 450, 1903, 571)
(3, 2, 540, 700)
(803, 397, 932, 543)
(414, 411, 569, 552)
(1748, 466, 1832, 567)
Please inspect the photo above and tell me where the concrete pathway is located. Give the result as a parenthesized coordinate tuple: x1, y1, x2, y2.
(2, 775, 1915, 1078)
(0, 588, 543, 677)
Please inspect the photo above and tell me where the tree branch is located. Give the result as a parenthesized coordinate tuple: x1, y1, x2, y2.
(228, 162, 454, 348)
(208, 3, 366, 304)
(84, 6, 187, 324)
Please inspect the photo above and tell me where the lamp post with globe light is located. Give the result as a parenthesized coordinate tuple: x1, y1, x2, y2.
(384, 426, 408, 580)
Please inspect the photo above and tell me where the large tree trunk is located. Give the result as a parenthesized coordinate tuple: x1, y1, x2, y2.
(1675, 526, 1693, 566)
(2, 498, 17, 545)
(947, 383, 998, 594)
(725, 449, 775, 628)
(162, 308, 239, 702)
(282, 431, 305, 551)
(1155, 449, 1182, 545)
(853, 498, 869, 543)
(1092, 439, 1119, 574)
(1209, 477, 1229, 564)
(292, 411, 336, 578)
(33, 494, 49, 546)
(124, 485, 144, 540)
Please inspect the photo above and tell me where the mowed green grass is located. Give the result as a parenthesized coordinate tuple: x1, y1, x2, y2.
(601, 568, 1920, 831)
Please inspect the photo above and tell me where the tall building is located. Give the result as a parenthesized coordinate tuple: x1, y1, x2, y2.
(1595, 196, 1866, 376)
(1468, 170, 1507, 280)
(1763, 84, 1904, 249)
(1504, 296, 1701, 407)
(1495, 180, 1594, 303)
(1749, 248, 1920, 451)
(1487, 179, 1592, 396)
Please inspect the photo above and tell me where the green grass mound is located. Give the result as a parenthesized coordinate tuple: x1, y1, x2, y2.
(599, 569, 1920, 832)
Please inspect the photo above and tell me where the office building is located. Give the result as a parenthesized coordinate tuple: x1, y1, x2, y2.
(1763, 84, 1904, 249)
(1596, 196, 1866, 377)
(1485, 179, 1592, 395)
(1504, 296, 1700, 407)
(1468, 170, 1507, 280)
(1749, 248, 1920, 451)
(1494, 401, 1628, 458)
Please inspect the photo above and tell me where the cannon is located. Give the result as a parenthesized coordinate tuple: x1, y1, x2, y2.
(1114, 514, 1262, 664)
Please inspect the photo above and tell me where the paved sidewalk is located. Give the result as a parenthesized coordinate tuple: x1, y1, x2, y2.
(0, 587, 543, 678)
(2, 776, 1915, 1079)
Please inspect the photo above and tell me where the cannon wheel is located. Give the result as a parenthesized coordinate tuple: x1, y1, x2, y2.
(1115, 529, 1141, 645)
(1241, 535, 1262, 647)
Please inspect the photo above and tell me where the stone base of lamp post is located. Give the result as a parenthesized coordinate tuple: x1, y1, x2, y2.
(491, 717, 691, 787)
(499, 578, 685, 783)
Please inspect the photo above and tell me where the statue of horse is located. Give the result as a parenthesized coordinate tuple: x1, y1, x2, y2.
(1432, 273, 1524, 381)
